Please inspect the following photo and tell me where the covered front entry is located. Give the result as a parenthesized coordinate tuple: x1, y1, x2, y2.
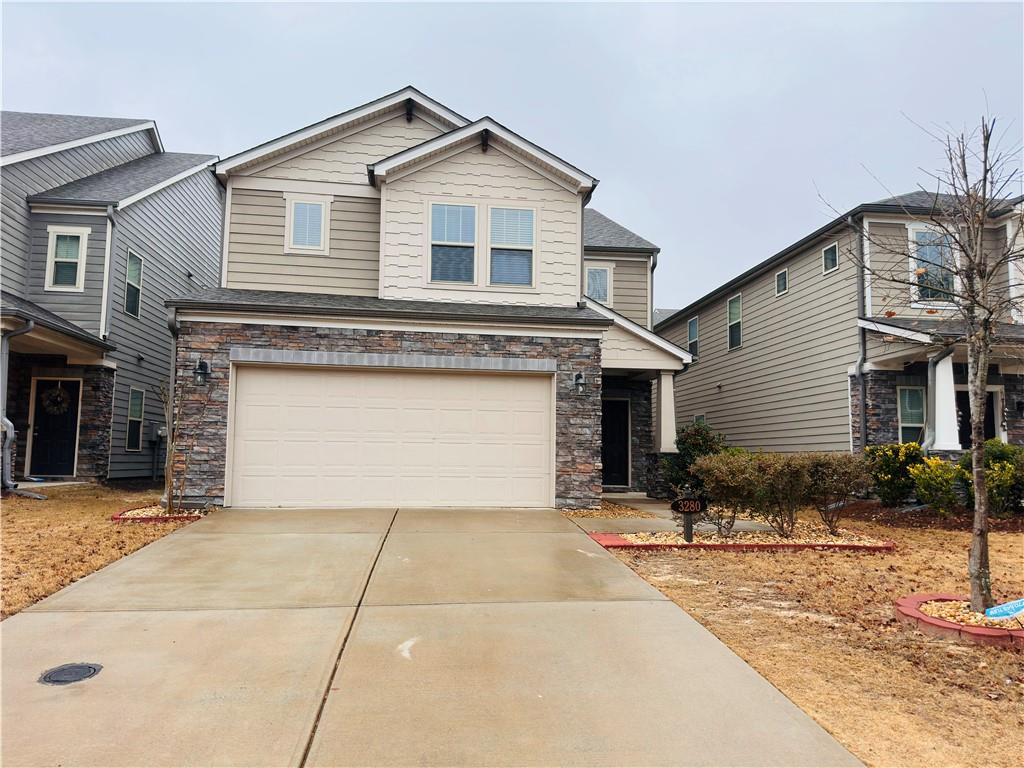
(228, 365, 554, 508)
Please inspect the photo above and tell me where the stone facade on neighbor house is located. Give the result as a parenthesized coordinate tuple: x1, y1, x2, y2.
(173, 321, 604, 509)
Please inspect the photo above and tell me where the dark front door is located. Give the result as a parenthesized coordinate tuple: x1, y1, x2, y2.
(30, 379, 81, 476)
(602, 399, 630, 486)
(955, 390, 997, 449)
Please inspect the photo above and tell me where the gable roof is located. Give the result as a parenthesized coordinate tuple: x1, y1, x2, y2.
(28, 152, 216, 209)
(215, 86, 469, 177)
(583, 298, 691, 365)
(583, 209, 659, 252)
(1, 111, 161, 166)
(369, 117, 597, 195)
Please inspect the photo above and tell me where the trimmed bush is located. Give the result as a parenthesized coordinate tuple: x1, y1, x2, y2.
(661, 422, 728, 499)
(908, 457, 965, 517)
(957, 439, 1024, 516)
(864, 443, 925, 507)
(689, 452, 760, 535)
(806, 452, 870, 534)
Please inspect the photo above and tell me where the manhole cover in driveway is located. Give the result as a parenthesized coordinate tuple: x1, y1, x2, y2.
(39, 663, 102, 685)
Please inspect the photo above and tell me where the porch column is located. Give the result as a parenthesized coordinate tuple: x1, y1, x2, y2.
(655, 370, 677, 453)
(932, 354, 961, 451)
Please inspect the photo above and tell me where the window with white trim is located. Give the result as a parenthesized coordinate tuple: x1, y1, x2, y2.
(910, 227, 956, 302)
(775, 268, 789, 296)
(430, 203, 476, 283)
(687, 316, 699, 356)
(727, 294, 742, 350)
(124, 251, 143, 317)
(488, 207, 534, 286)
(126, 387, 145, 452)
(822, 242, 839, 274)
(586, 266, 611, 304)
(693, 414, 706, 425)
(45, 226, 89, 292)
(897, 386, 926, 444)
(285, 194, 330, 254)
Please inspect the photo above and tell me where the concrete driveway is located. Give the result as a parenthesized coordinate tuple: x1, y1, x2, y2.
(2, 507, 859, 767)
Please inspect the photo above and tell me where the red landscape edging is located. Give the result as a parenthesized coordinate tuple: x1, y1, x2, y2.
(894, 593, 1024, 648)
(589, 532, 896, 553)
(110, 506, 203, 523)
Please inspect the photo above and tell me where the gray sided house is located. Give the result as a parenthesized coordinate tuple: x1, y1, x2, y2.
(1, 111, 224, 484)
(167, 87, 689, 510)
(657, 193, 1024, 455)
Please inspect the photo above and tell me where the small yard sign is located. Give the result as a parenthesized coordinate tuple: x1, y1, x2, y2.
(984, 598, 1024, 619)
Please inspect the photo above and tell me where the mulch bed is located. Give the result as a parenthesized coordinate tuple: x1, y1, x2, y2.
(844, 499, 1024, 532)
(562, 500, 657, 519)
(895, 593, 1024, 648)
(111, 505, 205, 523)
(602, 520, 893, 551)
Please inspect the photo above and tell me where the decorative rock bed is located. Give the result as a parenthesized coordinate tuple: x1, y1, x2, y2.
(895, 594, 1024, 648)
(111, 505, 206, 523)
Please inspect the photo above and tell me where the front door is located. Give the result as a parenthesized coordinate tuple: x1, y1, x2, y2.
(602, 399, 630, 486)
(955, 390, 997, 449)
(29, 379, 81, 477)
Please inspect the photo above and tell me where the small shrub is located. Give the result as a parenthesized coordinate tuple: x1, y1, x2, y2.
(690, 452, 760, 534)
(806, 452, 870, 534)
(958, 440, 1024, 515)
(908, 457, 965, 517)
(661, 422, 728, 499)
(864, 443, 925, 507)
(749, 452, 811, 537)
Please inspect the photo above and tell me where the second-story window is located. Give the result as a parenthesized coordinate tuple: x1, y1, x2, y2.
(687, 316, 699, 356)
(45, 225, 90, 292)
(912, 228, 956, 302)
(285, 194, 331, 254)
(586, 266, 611, 304)
(124, 251, 143, 317)
(727, 294, 742, 350)
(489, 207, 534, 286)
(431, 203, 476, 283)
(775, 268, 789, 296)
(822, 242, 839, 274)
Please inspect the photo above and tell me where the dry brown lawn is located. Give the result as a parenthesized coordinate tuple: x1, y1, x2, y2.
(1, 483, 190, 618)
(614, 507, 1024, 768)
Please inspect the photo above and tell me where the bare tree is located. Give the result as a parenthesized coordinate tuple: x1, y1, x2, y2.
(847, 118, 1023, 610)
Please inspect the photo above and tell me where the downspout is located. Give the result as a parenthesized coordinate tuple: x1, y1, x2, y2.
(849, 214, 868, 450)
(1, 320, 35, 489)
(921, 344, 955, 454)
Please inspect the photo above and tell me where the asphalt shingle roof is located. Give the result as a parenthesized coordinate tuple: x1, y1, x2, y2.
(27, 152, 216, 206)
(583, 209, 659, 252)
(872, 191, 1021, 213)
(869, 316, 1024, 343)
(1, 111, 150, 157)
(0, 291, 115, 350)
(167, 288, 611, 326)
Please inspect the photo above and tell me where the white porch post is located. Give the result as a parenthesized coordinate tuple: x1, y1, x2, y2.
(655, 370, 677, 453)
(932, 354, 961, 451)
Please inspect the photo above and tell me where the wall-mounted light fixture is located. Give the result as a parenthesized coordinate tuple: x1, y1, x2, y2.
(193, 359, 210, 386)
(573, 372, 585, 394)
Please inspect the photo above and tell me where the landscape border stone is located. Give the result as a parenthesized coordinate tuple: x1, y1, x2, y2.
(589, 532, 896, 552)
(894, 593, 1024, 648)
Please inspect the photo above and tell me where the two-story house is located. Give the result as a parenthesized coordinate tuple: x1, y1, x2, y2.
(166, 87, 689, 509)
(657, 192, 1024, 455)
(1, 112, 224, 486)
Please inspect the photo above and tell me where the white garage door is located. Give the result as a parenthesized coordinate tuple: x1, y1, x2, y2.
(228, 366, 553, 508)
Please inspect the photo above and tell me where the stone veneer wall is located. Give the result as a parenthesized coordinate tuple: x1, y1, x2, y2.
(1002, 374, 1024, 445)
(601, 377, 652, 492)
(5, 353, 113, 479)
(173, 321, 603, 508)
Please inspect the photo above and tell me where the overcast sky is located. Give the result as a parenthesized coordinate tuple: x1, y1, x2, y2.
(4, 2, 1021, 309)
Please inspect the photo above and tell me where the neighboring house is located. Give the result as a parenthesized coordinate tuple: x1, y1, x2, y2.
(0, 111, 224, 483)
(167, 87, 689, 509)
(656, 192, 1024, 455)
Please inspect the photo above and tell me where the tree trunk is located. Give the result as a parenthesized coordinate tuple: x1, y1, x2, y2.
(966, 335, 993, 611)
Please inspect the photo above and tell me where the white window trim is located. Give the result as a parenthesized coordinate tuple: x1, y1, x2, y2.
(953, 384, 1008, 442)
(775, 268, 789, 296)
(727, 293, 742, 350)
(585, 262, 614, 305)
(687, 316, 699, 356)
(126, 387, 145, 452)
(821, 241, 840, 275)
(123, 249, 144, 318)
(283, 192, 331, 255)
(486, 204, 537, 289)
(896, 385, 926, 444)
(44, 225, 90, 292)
(906, 222, 959, 309)
(428, 201, 479, 285)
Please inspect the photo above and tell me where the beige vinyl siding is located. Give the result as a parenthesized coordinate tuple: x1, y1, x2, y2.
(253, 114, 442, 185)
(380, 143, 581, 306)
(584, 253, 651, 326)
(225, 187, 380, 295)
(602, 323, 680, 370)
(662, 230, 861, 452)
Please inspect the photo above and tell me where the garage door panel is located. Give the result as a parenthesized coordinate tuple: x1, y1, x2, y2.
(230, 367, 553, 507)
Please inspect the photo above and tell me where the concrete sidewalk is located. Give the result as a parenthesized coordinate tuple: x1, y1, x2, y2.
(2, 507, 859, 767)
